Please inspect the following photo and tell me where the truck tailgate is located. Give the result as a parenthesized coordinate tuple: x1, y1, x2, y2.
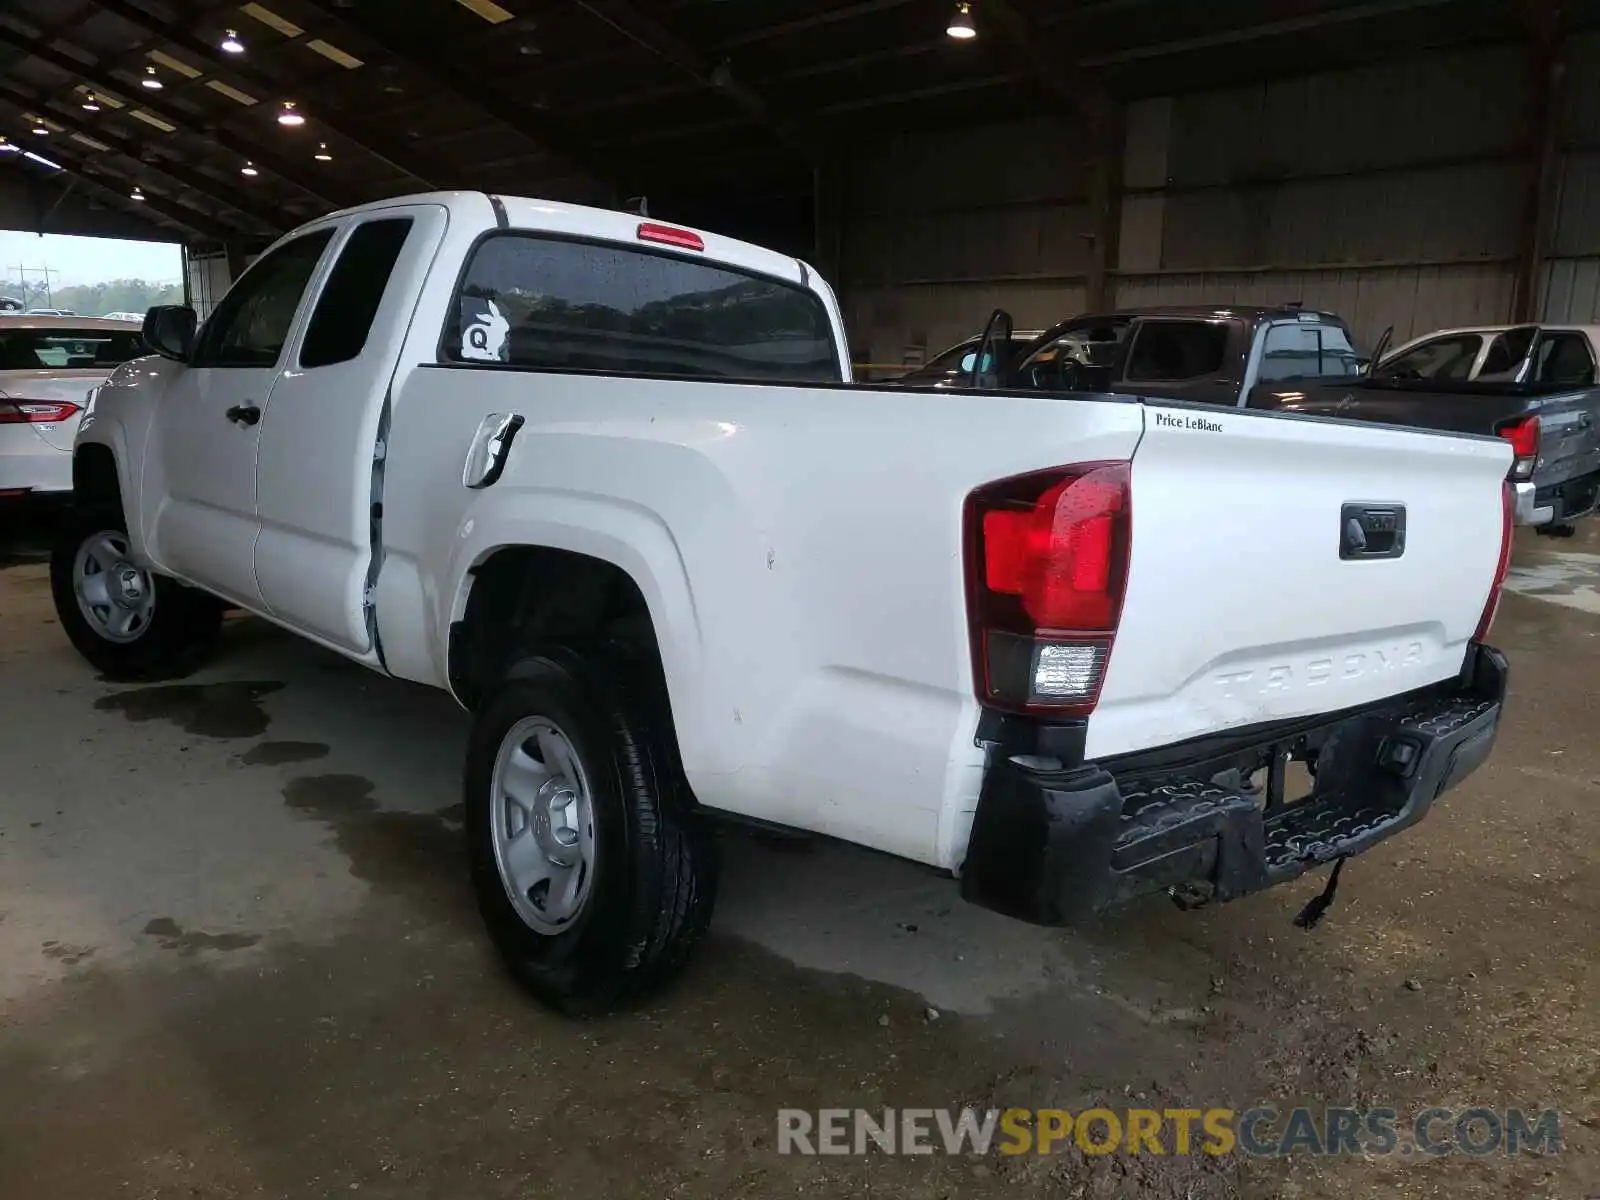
(1087, 404, 1511, 758)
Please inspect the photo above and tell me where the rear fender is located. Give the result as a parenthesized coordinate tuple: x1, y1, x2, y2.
(441, 489, 711, 770)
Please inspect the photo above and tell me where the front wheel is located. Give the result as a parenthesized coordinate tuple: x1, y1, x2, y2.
(50, 510, 222, 680)
(465, 648, 718, 1014)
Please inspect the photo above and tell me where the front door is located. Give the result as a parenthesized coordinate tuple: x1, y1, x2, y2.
(148, 228, 336, 607)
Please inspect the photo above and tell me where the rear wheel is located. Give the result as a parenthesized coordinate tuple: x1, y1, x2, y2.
(465, 648, 717, 1014)
(50, 509, 222, 680)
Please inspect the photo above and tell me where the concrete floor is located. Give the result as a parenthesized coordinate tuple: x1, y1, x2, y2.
(1, 519, 1596, 1200)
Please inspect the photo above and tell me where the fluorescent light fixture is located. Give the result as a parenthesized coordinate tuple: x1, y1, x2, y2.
(306, 39, 363, 69)
(0, 138, 18, 153)
(947, 2, 976, 38)
(313, 141, 332, 161)
(142, 65, 163, 89)
(206, 80, 258, 105)
(131, 186, 146, 200)
(454, 0, 515, 22)
(240, 161, 259, 176)
(30, 120, 49, 135)
(23, 151, 62, 170)
(277, 101, 305, 127)
(220, 29, 245, 53)
(82, 93, 101, 112)
(129, 110, 176, 132)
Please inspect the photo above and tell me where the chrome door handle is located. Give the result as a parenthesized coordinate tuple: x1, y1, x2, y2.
(463, 412, 525, 489)
(225, 404, 261, 426)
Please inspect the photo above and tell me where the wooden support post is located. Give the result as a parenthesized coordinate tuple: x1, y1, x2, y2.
(1084, 93, 1123, 313)
(1512, 4, 1564, 322)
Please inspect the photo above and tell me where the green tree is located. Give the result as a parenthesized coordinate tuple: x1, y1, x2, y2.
(51, 278, 183, 316)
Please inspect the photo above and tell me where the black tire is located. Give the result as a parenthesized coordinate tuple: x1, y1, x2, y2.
(464, 647, 718, 1014)
(50, 506, 222, 681)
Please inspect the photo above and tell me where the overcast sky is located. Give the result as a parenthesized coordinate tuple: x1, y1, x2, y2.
(0, 230, 184, 290)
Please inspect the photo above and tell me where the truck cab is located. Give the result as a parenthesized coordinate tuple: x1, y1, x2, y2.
(1009, 306, 1364, 407)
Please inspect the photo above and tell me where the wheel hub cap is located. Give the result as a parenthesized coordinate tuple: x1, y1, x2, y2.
(488, 716, 596, 934)
(72, 531, 155, 644)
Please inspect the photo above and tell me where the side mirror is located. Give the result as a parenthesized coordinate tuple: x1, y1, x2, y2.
(143, 304, 197, 363)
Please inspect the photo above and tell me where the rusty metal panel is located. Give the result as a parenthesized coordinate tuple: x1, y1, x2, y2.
(1164, 47, 1523, 188)
(843, 201, 1094, 286)
(1159, 163, 1520, 269)
(1562, 32, 1600, 144)
(1552, 152, 1600, 258)
(845, 116, 1088, 214)
(1542, 258, 1600, 323)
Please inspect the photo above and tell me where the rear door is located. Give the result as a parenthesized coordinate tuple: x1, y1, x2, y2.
(254, 204, 448, 656)
(1116, 318, 1244, 406)
(1087, 403, 1511, 758)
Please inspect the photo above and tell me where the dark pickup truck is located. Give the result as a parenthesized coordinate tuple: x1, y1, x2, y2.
(982, 307, 1600, 532)
(1280, 323, 1600, 533)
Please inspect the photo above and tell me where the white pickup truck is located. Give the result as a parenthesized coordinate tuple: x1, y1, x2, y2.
(55, 192, 1514, 1013)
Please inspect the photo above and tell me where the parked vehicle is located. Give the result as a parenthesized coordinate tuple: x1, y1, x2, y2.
(24, 307, 77, 317)
(56, 193, 1512, 1013)
(1274, 324, 1600, 534)
(0, 316, 149, 502)
(1005, 304, 1364, 402)
(891, 329, 1042, 387)
(0, 296, 23, 313)
(101, 311, 146, 323)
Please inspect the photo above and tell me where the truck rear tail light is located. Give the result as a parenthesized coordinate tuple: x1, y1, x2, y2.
(0, 398, 81, 424)
(1475, 479, 1514, 642)
(636, 222, 704, 252)
(964, 462, 1132, 715)
(1497, 415, 1540, 481)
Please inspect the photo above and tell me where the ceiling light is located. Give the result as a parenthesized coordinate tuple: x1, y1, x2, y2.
(142, 65, 164, 89)
(30, 120, 49, 136)
(131, 186, 146, 201)
(23, 151, 61, 170)
(220, 29, 245, 53)
(82, 93, 101, 112)
(277, 100, 304, 127)
(313, 141, 332, 161)
(240, 160, 259, 176)
(947, 2, 976, 39)
(0, 137, 18, 153)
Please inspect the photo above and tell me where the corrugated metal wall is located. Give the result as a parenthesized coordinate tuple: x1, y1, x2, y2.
(838, 37, 1599, 363)
(1115, 45, 1524, 346)
(1541, 31, 1600, 323)
(839, 117, 1095, 370)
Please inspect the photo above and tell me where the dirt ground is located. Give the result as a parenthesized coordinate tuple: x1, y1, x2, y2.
(1, 515, 1596, 1200)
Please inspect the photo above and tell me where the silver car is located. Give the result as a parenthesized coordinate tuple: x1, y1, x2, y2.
(0, 317, 149, 500)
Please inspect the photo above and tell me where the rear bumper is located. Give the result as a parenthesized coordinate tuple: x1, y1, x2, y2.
(1524, 470, 1600, 527)
(960, 643, 1507, 925)
(1512, 480, 1550, 526)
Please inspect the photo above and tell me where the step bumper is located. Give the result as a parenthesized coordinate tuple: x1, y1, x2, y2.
(960, 643, 1507, 925)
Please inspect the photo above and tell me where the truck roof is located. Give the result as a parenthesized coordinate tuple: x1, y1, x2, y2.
(302, 190, 814, 289)
(1087, 304, 1347, 324)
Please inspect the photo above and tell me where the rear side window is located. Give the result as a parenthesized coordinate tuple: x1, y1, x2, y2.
(0, 327, 146, 369)
(300, 218, 414, 369)
(1374, 335, 1482, 382)
(1257, 322, 1363, 383)
(442, 234, 840, 383)
(1533, 332, 1596, 386)
(1124, 320, 1229, 382)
